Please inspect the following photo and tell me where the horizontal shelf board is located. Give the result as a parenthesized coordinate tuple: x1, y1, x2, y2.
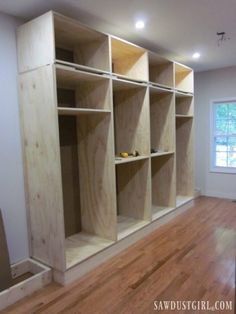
(117, 215, 149, 240)
(65, 232, 114, 269)
(152, 206, 175, 221)
(175, 91, 194, 98)
(175, 89, 193, 95)
(176, 195, 193, 208)
(111, 36, 146, 58)
(115, 155, 149, 165)
(58, 107, 111, 115)
(112, 73, 147, 84)
(151, 151, 175, 158)
(56, 60, 110, 76)
(176, 114, 193, 118)
(175, 62, 193, 73)
(112, 77, 147, 91)
(149, 82, 174, 94)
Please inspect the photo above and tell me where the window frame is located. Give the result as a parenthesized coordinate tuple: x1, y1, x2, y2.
(210, 97, 236, 174)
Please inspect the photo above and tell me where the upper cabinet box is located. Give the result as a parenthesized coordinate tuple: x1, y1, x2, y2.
(175, 62, 193, 93)
(17, 11, 110, 73)
(149, 52, 174, 88)
(111, 37, 148, 82)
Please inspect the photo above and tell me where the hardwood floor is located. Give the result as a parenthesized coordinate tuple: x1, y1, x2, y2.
(3, 197, 236, 313)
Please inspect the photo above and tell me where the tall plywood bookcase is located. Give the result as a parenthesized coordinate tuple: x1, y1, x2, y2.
(17, 11, 194, 283)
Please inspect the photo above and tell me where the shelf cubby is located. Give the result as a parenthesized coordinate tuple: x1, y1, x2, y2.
(58, 112, 116, 268)
(113, 78, 150, 159)
(151, 154, 176, 220)
(176, 118, 194, 203)
(56, 65, 111, 110)
(54, 13, 110, 73)
(111, 37, 148, 82)
(149, 52, 174, 88)
(150, 86, 175, 153)
(175, 63, 193, 93)
(116, 159, 151, 239)
(176, 93, 194, 117)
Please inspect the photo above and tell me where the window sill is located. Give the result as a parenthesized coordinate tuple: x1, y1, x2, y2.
(210, 167, 236, 174)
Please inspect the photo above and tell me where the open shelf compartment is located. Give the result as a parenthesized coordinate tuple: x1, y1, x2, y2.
(54, 13, 110, 73)
(116, 159, 151, 239)
(175, 63, 193, 93)
(149, 52, 174, 88)
(56, 65, 111, 111)
(150, 86, 175, 154)
(58, 112, 117, 268)
(151, 154, 176, 220)
(111, 37, 148, 82)
(176, 92, 194, 117)
(113, 79, 150, 161)
(176, 118, 194, 203)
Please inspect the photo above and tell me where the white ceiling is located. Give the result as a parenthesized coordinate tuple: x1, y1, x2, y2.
(1, 0, 236, 71)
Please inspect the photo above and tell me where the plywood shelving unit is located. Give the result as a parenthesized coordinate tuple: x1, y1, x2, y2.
(149, 52, 174, 88)
(17, 11, 194, 283)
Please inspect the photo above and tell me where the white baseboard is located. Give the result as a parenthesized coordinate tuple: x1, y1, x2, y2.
(204, 190, 236, 200)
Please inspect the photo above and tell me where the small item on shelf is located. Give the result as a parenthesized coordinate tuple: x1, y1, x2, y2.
(129, 150, 140, 157)
(120, 152, 129, 158)
(151, 148, 159, 154)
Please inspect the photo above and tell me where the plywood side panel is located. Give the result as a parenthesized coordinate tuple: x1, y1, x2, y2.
(151, 155, 176, 208)
(19, 66, 66, 271)
(150, 93, 175, 152)
(116, 159, 151, 220)
(176, 119, 194, 196)
(17, 12, 54, 73)
(114, 87, 150, 156)
(77, 114, 117, 241)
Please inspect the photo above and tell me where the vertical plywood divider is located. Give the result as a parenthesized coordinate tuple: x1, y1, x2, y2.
(19, 65, 66, 271)
(77, 113, 117, 241)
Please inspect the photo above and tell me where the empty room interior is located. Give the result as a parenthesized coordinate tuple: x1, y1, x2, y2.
(0, 0, 235, 313)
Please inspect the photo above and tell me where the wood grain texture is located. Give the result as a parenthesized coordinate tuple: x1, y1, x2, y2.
(176, 118, 194, 197)
(150, 88, 175, 152)
(54, 13, 110, 71)
(3, 197, 236, 313)
(151, 154, 176, 217)
(175, 63, 193, 93)
(176, 94, 194, 115)
(116, 159, 152, 221)
(149, 52, 174, 88)
(17, 11, 54, 73)
(113, 85, 150, 156)
(56, 65, 111, 110)
(111, 37, 148, 81)
(77, 114, 117, 241)
(19, 66, 66, 271)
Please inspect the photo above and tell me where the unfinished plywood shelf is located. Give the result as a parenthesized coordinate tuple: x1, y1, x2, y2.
(176, 114, 193, 118)
(149, 52, 174, 88)
(115, 155, 149, 165)
(176, 92, 194, 117)
(65, 232, 115, 268)
(116, 159, 151, 239)
(151, 154, 176, 221)
(111, 37, 148, 82)
(176, 195, 193, 207)
(151, 151, 174, 158)
(150, 86, 175, 154)
(58, 108, 111, 115)
(175, 63, 193, 93)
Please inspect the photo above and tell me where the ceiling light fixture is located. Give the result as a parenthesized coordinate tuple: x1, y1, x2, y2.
(192, 52, 200, 59)
(135, 20, 145, 29)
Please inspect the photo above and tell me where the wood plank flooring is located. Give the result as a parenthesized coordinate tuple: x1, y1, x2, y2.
(3, 196, 236, 313)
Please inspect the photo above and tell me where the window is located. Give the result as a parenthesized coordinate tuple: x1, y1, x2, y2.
(211, 99, 236, 173)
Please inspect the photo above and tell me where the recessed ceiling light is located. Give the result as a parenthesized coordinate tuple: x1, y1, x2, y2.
(192, 52, 200, 59)
(135, 20, 145, 29)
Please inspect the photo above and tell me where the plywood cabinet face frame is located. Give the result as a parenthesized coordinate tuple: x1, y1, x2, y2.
(17, 11, 194, 278)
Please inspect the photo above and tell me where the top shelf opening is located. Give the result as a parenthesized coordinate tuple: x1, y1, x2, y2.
(54, 13, 110, 73)
(149, 52, 174, 88)
(111, 37, 148, 82)
(175, 63, 193, 93)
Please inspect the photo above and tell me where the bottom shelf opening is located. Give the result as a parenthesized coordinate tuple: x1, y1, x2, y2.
(176, 195, 193, 207)
(117, 215, 149, 240)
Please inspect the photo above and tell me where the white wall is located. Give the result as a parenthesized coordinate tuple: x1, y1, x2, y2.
(0, 13, 29, 262)
(195, 66, 236, 199)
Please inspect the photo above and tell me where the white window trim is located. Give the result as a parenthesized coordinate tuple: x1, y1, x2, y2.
(210, 97, 236, 174)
